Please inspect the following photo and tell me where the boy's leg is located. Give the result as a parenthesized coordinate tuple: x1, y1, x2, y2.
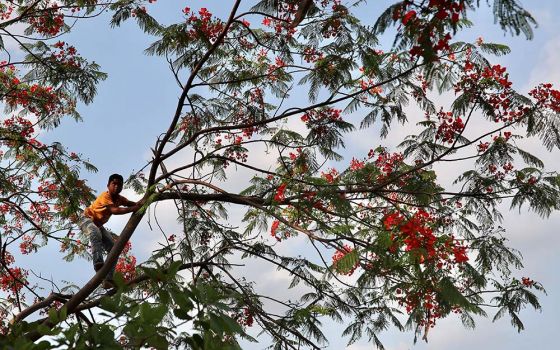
(79, 217, 104, 271)
(99, 227, 117, 281)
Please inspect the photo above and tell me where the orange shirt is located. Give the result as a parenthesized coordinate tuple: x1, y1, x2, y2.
(84, 191, 129, 226)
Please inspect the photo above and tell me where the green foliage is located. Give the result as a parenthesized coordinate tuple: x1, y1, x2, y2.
(1, 1, 558, 349)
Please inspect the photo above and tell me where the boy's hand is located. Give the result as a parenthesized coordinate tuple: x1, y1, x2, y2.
(133, 197, 148, 212)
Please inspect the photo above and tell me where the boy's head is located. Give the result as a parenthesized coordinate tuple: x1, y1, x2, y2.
(107, 174, 124, 195)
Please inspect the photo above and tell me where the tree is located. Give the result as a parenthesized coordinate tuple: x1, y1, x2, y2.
(1, 0, 559, 348)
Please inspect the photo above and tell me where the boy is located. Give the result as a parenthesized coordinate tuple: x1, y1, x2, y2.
(79, 174, 142, 289)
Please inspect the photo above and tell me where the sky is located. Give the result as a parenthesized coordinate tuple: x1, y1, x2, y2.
(5, 0, 560, 349)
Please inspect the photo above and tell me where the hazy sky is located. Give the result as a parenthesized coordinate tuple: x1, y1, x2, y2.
(14, 1, 560, 349)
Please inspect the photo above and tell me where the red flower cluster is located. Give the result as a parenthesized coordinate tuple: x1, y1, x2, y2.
(332, 244, 359, 275)
(321, 12, 347, 39)
(2, 116, 34, 139)
(0, 252, 28, 294)
(370, 149, 404, 179)
(427, 0, 463, 23)
(289, 148, 302, 161)
(0, 3, 13, 20)
(0, 267, 28, 294)
(131, 6, 147, 17)
(2, 75, 65, 117)
(261, 2, 297, 38)
(266, 57, 287, 81)
(249, 87, 264, 108)
(28, 5, 65, 36)
(320, 0, 342, 8)
(434, 109, 464, 143)
(116, 241, 137, 282)
(359, 79, 383, 95)
(452, 244, 468, 263)
(0, 203, 10, 214)
(183, 7, 224, 42)
(321, 168, 339, 184)
(235, 307, 254, 327)
(274, 183, 287, 202)
(222, 138, 249, 164)
(383, 209, 469, 266)
(394, 1, 464, 59)
(270, 220, 280, 241)
(477, 142, 489, 153)
(179, 114, 201, 132)
(29, 202, 52, 223)
(385, 210, 437, 259)
(521, 277, 535, 287)
(38, 180, 59, 200)
(51, 41, 81, 68)
(529, 83, 560, 113)
(349, 158, 365, 171)
(287, 148, 309, 174)
(302, 47, 324, 63)
(358, 67, 384, 97)
(401, 10, 416, 26)
(481, 64, 512, 88)
(19, 234, 36, 255)
(300, 108, 342, 124)
(456, 62, 529, 123)
(487, 159, 514, 180)
(397, 288, 461, 329)
(385, 209, 470, 327)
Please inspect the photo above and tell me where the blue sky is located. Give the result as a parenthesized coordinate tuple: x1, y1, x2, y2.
(16, 0, 560, 349)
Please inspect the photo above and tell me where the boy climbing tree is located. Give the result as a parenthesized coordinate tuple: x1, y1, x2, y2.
(79, 174, 142, 289)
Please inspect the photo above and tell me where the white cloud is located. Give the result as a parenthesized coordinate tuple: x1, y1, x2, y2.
(525, 35, 560, 90)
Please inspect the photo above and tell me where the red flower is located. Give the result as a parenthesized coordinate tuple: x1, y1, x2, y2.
(116, 241, 137, 281)
(451, 12, 460, 23)
(435, 9, 448, 20)
(383, 212, 403, 230)
(477, 142, 489, 153)
(321, 168, 339, 184)
(521, 277, 535, 287)
(350, 158, 365, 171)
(0, 266, 28, 293)
(402, 10, 416, 25)
(274, 183, 287, 202)
(270, 220, 280, 240)
(237, 307, 254, 327)
(452, 245, 469, 263)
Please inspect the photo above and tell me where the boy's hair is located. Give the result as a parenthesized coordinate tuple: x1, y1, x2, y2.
(107, 174, 124, 185)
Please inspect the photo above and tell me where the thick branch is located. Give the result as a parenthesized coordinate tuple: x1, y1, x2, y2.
(10, 292, 70, 325)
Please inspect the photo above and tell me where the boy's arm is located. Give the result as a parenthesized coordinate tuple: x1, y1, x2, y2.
(121, 196, 138, 207)
(107, 205, 138, 215)
(107, 199, 144, 215)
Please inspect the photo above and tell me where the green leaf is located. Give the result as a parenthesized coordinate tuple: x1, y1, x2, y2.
(140, 303, 168, 324)
(332, 249, 359, 274)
